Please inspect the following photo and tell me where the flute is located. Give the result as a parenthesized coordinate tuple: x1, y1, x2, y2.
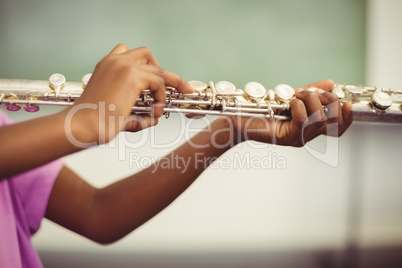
(0, 73, 401, 123)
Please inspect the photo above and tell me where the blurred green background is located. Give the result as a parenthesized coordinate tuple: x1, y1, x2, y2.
(0, 0, 365, 88)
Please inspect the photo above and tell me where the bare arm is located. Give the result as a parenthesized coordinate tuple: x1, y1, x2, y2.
(46, 117, 235, 244)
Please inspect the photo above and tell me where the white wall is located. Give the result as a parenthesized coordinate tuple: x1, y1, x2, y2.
(367, 0, 402, 88)
(358, 0, 402, 247)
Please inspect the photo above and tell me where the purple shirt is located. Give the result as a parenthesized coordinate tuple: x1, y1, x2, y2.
(0, 110, 64, 268)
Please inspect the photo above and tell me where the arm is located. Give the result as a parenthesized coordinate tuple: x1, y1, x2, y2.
(46, 81, 353, 244)
(46, 117, 235, 244)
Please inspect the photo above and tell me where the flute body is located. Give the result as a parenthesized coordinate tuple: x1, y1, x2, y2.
(0, 73, 401, 123)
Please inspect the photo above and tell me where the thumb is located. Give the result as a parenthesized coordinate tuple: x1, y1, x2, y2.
(124, 115, 159, 132)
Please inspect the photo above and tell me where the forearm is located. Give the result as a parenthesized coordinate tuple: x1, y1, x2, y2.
(90, 117, 237, 243)
(0, 108, 95, 178)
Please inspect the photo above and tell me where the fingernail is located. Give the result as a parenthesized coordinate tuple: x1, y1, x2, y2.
(307, 87, 319, 92)
(186, 81, 195, 92)
(317, 89, 326, 94)
(294, 87, 304, 93)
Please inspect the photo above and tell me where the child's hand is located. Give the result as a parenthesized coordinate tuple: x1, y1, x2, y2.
(67, 44, 193, 145)
(230, 80, 353, 147)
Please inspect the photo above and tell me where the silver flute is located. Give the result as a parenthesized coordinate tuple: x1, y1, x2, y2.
(0, 73, 401, 123)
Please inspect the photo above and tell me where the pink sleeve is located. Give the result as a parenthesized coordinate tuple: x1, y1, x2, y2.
(0, 109, 13, 125)
(1, 109, 64, 235)
(12, 160, 64, 235)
